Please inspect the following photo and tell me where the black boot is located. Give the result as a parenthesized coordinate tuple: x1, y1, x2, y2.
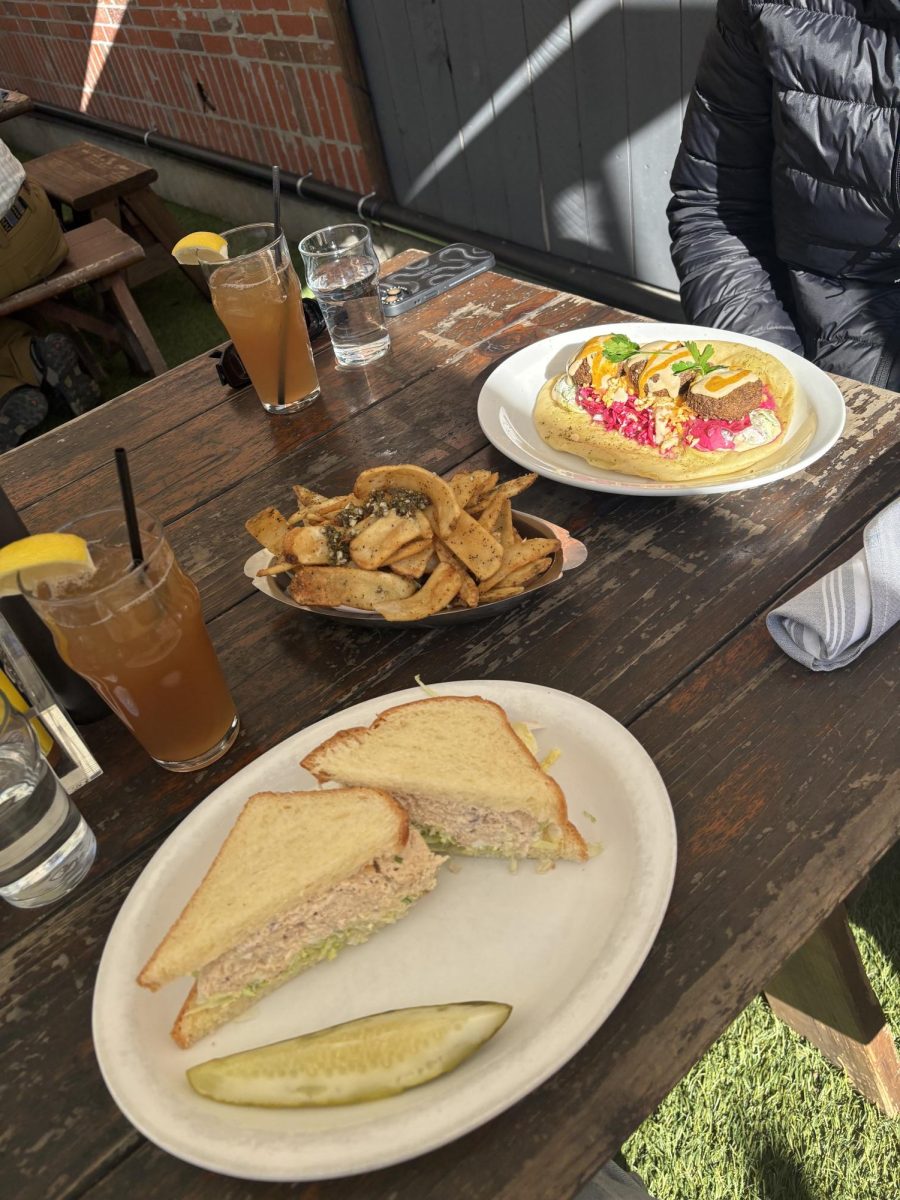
(0, 386, 49, 452)
(31, 332, 102, 417)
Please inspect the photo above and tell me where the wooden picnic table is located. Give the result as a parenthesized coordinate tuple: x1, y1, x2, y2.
(0, 89, 33, 123)
(1, 253, 898, 1198)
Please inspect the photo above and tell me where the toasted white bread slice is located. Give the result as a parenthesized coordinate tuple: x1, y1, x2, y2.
(301, 696, 588, 861)
(170, 822, 440, 1047)
(139, 787, 415, 992)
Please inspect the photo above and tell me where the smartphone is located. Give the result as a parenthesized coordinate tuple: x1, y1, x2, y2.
(378, 243, 495, 316)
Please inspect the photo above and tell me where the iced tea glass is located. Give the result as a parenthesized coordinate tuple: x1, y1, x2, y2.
(23, 510, 239, 773)
(205, 223, 320, 414)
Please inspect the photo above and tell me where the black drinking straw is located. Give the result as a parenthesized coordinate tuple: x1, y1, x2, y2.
(272, 164, 282, 242)
(272, 164, 286, 408)
(114, 447, 144, 568)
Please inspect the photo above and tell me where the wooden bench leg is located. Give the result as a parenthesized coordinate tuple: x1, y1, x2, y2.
(122, 188, 210, 299)
(106, 273, 167, 376)
(764, 904, 900, 1115)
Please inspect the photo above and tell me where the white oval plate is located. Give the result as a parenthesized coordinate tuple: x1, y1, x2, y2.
(93, 679, 676, 1181)
(477, 322, 846, 496)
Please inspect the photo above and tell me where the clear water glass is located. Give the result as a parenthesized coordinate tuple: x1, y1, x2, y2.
(299, 223, 391, 367)
(0, 692, 96, 909)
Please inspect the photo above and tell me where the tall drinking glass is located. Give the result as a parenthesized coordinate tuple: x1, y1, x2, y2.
(299, 223, 390, 366)
(0, 692, 96, 909)
(23, 510, 239, 773)
(205, 223, 320, 414)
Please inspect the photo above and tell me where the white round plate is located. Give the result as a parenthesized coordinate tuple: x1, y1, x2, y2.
(477, 322, 846, 496)
(93, 680, 676, 1181)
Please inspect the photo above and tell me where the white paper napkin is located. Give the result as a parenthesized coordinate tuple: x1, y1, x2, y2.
(767, 495, 900, 670)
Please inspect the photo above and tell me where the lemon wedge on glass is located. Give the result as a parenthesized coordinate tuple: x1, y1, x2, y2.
(171, 231, 228, 265)
(0, 533, 95, 598)
(186, 1001, 512, 1108)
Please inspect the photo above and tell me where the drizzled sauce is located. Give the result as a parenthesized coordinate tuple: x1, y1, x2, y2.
(636, 342, 688, 395)
(692, 367, 759, 397)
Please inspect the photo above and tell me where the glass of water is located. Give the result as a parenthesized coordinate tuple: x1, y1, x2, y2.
(0, 692, 96, 908)
(298, 223, 391, 367)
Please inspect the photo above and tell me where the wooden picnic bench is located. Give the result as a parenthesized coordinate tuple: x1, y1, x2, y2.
(0, 89, 33, 123)
(25, 140, 209, 297)
(0, 251, 897, 1198)
(0, 217, 166, 377)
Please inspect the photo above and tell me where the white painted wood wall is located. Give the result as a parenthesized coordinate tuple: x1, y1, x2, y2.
(350, 0, 716, 293)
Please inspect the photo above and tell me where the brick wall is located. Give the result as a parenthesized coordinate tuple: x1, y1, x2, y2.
(1, 0, 385, 195)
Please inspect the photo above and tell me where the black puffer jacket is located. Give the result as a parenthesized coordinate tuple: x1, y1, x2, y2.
(668, 0, 900, 388)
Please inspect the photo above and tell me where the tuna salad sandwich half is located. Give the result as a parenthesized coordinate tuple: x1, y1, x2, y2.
(137, 787, 445, 1047)
(301, 696, 588, 862)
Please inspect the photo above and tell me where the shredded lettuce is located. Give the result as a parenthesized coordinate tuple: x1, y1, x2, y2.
(511, 721, 539, 756)
(414, 674, 440, 698)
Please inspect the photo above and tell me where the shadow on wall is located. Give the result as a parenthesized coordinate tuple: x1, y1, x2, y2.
(350, 0, 716, 292)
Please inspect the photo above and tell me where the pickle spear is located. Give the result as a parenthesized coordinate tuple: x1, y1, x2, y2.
(186, 1001, 511, 1107)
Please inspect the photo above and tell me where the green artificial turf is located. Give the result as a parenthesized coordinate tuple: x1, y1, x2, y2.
(624, 841, 900, 1200)
(53, 198, 313, 407)
(95, 198, 229, 404)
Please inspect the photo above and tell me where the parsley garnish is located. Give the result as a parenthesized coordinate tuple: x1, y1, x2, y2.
(601, 333, 641, 363)
(672, 341, 722, 376)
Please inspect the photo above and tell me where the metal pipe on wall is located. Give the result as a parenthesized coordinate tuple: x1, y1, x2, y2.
(32, 101, 683, 321)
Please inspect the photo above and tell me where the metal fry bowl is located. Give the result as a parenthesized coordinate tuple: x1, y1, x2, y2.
(243, 510, 588, 629)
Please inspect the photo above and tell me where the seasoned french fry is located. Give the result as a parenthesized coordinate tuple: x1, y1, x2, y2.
(306, 495, 350, 518)
(245, 507, 289, 556)
(255, 559, 295, 577)
(502, 556, 552, 589)
(441, 509, 503, 581)
(292, 484, 328, 508)
(477, 490, 507, 534)
(434, 540, 479, 607)
(385, 536, 433, 566)
(448, 471, 480, 509)
(466, 470, 499, 507)
(282, 525, 335, 565)
(289, 567, 416, 610)
(350, 511, 430, 570)
(388, 544, 434, 579)
(374, 562, 461, 621)
(354, 465, 460, 538)
(478, 537, 559, 593)
(497, 499, 516, 549)
(384, 537, 434, 568)
(469, 472, 538, 514)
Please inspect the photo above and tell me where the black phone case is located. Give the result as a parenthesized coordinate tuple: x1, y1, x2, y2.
(378, 244, 495, 315)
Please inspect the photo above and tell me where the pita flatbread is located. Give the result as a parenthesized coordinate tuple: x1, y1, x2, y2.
(534, 339, 795, 482)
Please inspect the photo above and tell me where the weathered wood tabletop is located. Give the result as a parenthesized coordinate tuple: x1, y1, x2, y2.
(1, 255, 898, 1199)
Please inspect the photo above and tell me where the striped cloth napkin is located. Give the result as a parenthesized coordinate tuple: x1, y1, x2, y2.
(767, 496, 900, 671)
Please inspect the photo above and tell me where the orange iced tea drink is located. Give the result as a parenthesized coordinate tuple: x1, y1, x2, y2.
(206, 224, 319, 414)
(24, 511, 239, 772)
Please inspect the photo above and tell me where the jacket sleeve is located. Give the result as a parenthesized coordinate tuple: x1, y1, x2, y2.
(667, 0, 803, 352)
